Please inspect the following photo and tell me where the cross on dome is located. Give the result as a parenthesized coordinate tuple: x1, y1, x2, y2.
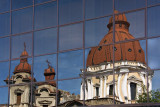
(20, 42, 29, 57)
(46, 59, 52, 68)
(24, 42, 26, 51)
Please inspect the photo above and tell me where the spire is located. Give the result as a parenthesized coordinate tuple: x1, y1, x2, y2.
(20, 42, 29, 57)
(46, 59, 51, 68)
(24, 42, 26, 51)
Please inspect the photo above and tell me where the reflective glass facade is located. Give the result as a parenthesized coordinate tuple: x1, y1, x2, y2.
(0, 0, 160, 107)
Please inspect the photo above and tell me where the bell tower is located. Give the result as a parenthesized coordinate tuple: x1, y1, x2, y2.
(5, 43, 34, 107)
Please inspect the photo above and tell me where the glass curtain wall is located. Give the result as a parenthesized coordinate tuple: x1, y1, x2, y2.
(0, 0, 160, 106)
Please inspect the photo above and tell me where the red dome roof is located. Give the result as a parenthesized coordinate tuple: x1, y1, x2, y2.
(43, 64, 56, 86)
(44, 60, 55, 81)
(86, 11, 145, 67)
(44, 66, 55, 75)
(13, 43, 31, 74)
(20, 50, 28, 57)
(13, 62, 31, 74)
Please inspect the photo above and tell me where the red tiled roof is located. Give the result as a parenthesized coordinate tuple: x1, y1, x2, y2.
(86, 11, 145, 67)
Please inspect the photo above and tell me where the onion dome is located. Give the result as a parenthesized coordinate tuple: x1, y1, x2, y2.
(44, 60, 56, 86)
(20, 50, 28, 57)
(13, 42, 31, 74)
(86, 10, 145, 67)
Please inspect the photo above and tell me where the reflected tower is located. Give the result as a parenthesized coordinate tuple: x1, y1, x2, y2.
(80, 10, 154, 104)
(4, 43, 35, 107)
(34, 60, 56, 107)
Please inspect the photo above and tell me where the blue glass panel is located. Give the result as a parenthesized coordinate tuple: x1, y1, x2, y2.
(147, 0, 160, 6)
(140, 40, 147, 61)
(35, 0, 53, 4)
(58, 79, 81, 95)
(0, 62, 9, 86)
(0, 13, 10, 37)
(59, 23, 83, 51)
(85, 0, 113, 19)
(148, 37, 160, 69)
(34, 54, 57, 82)
(85, 17, 109, 48)
(0, 0, 10, 13)
(58, 50, 83, 79)
(12, 7, 33, 34)
(11, 33, 32, 59)
(125, 10, 145, 39)
(34, 1, 57, 30)
(34, 28, 57, 55)
(0, 37, 9, 61)
(12, 0, 33, 10)
(148, 6, 160, 37)
(115, 0, 145, 12)
(59, 0, 83, 25)
(152, 71, 160, 91)
(0, 87, 8, 104)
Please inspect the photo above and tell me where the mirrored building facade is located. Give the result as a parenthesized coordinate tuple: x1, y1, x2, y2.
(0, 0, 160, 107)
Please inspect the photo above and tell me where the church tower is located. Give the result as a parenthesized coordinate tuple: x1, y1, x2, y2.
(80, 10, 154, 104)
(4, 43, 35, 107)
(34, 60, 56, 107)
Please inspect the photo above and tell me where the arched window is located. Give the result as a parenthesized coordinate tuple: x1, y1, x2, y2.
(17, 93, 21, 105)
(109, 84, 113, 95)
(14, 88, 23, 105)
(96, 87, 99, 97)
(40, 88, 48, 92)
(130, 82, 137, 100)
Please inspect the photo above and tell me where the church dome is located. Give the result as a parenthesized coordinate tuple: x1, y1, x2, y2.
(20, 50, 28, 57)
(44, 60, 56, 81)
(13, 43, 31, 74)
(14, 62, 31, 74)
(86, 11, 145, 67)
(43, 61, 56, 86)
(44, 67, 55, 76)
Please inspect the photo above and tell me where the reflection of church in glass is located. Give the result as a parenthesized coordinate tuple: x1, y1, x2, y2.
(80, 10, 154, 104)
(4, 44, 80, 107)
(3, 10, 155, 107)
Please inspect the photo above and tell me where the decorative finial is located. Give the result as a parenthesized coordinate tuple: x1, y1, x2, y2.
(24, 42, 26, 51)
(46, 60, 51, 68)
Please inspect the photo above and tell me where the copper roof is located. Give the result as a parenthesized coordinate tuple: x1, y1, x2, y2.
(44, 60, 56, 82)
(13, 43, 31, 74)
(44, 66, 55, 75)
(86, 11, 145, 67)
(20, 50, 29, 57)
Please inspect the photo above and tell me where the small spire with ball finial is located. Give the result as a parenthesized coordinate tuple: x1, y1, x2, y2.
(46, 59, 51, 68)
(24, 42, 26, 51)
